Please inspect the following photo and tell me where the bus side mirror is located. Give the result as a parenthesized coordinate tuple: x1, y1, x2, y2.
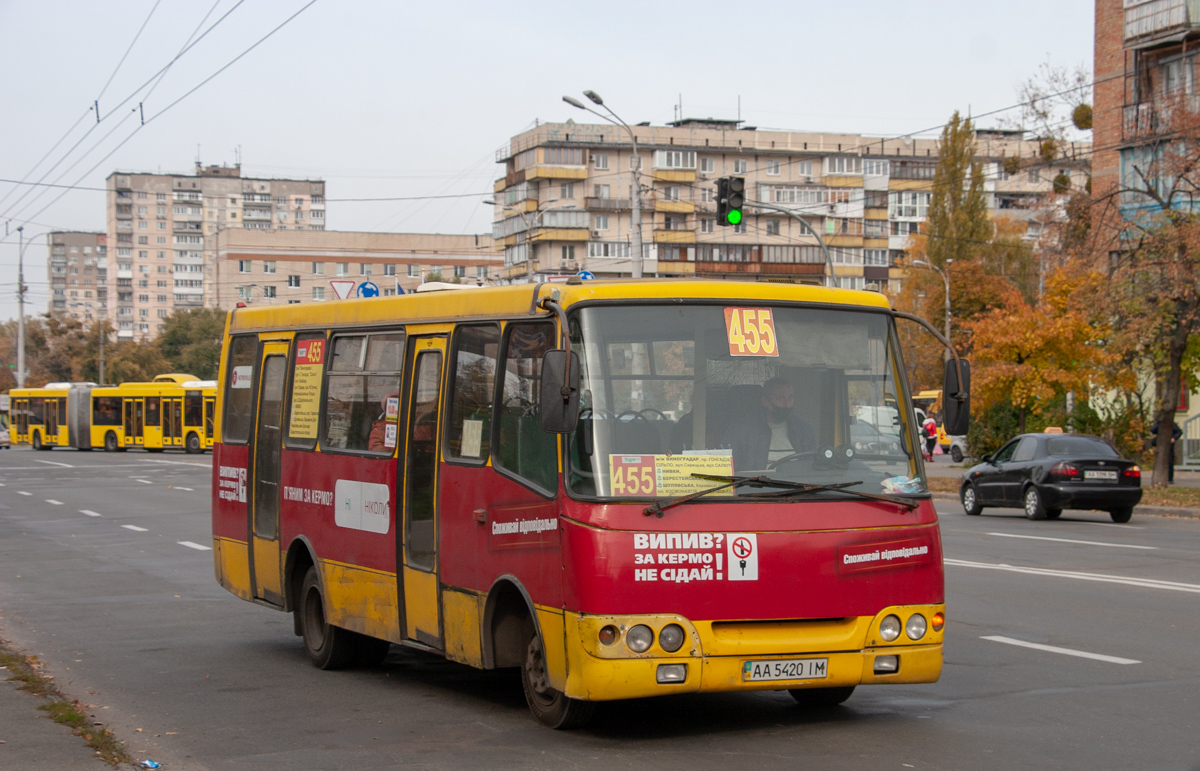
(943, 358, 971, 437)
(539, 350, 581, 434)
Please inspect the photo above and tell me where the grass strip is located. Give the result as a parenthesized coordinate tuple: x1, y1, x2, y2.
(0, 640, 131, 766)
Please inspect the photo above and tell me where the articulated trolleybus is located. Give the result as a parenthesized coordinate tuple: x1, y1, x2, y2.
(210, 280, 969, 728)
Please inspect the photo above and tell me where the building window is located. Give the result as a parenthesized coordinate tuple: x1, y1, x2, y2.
(311, 210, 324, 219)
(766, 160, 781, 176)
(593, 184, 610, 199)
(559, 182, 575, 199)
(663, 215, 686, 231)
(733, 222, 746, 234)
(263, 286, 276, 298)
(312, 287, 325, 301)
(825, 156, 862, 175)
(734, 159, 748, 174)
(408, 264, 421, 277)
(476, 266, 488, 278)
(1027, 168, 1039, 183)
(239, 260, 252, 273)
(594, 214, 609, 231)
(454, 265, 466, 278)
(701, 187, 714, 203)
(700, 218, 714, 233)
(561, 245, 576, 263)
(360, 263, 372, 276)
(663, 186, 681, 201)
(383, 264, 396, 276)
(629, 154, 642, 170)
(263, 260, 276, 274)
(864, 249, 889, 266)
(766, 220, 780, 236)
(288, 275, 301, 288)
(700, 157, 714, 173)
(336, 262, 349, 276)
(312, 262, 324, 274)
(655, 150, 697, 170)
(593, 153, 608, 170)
(864, 159, 889, 176)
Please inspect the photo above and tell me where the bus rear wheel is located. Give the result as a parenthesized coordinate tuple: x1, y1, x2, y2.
(104, 432, 118, 452)
(521, 629, 594, 729)
(298, 566, 388, 669)
(185, 432, 201, 454)
(789, 686, 856, 708)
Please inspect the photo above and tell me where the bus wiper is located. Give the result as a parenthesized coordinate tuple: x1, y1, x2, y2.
(642, 474, 919, 518)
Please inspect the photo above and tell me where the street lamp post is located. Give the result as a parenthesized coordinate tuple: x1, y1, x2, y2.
(913, 259, 952, 360)
(563, 91, 644, 279)
(15, 227, 28, 387)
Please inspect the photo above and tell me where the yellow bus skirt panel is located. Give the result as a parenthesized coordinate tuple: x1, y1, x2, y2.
(321, 560, 400, 644)
(214, 537, 253, 601)
(442, 589, 485, 668)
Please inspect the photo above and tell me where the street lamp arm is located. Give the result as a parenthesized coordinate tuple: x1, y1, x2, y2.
(749, 200, 835, 287)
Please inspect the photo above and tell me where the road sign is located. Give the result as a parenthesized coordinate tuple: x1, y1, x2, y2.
(357, 281, 380, 298)
(577, 270, 595, 280)
(329, 280, 356, 300)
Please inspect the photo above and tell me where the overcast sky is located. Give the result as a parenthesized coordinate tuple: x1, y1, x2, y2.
(0, 0, 1094, 322)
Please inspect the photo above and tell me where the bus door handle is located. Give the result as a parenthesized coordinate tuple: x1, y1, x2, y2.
(473, 509, 487, 524)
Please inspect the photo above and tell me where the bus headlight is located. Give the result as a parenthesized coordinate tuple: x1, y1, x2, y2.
(658, 624, 685, 653)
(906, 614, 927, 640)
(879, 614, 902, 642)
(626, 625, 653, 653)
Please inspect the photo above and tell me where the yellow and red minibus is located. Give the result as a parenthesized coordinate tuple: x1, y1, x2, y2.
(210, 280, 968, 728)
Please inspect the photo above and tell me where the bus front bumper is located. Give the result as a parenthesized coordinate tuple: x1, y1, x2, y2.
(560, 606, 944, 702)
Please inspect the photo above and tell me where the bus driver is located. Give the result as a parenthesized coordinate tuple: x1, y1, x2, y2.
(724, 378, 815, 471)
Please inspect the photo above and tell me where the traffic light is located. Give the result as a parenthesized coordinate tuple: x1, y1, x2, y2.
(716, 176, 745, 226)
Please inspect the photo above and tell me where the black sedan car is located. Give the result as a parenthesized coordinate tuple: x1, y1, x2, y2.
(959, 433, 1142, 522)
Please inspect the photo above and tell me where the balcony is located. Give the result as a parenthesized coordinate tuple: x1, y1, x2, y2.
(653, 229, 696, 243)
(1125, 0, 1200, 44)
(585, 197, 635, 211)
(243, 208, 272, 220)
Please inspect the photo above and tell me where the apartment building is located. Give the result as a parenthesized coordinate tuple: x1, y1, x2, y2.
(47, 231, 106, 321)
(492, 120, 1089, 289)
(105, 164, 325, 339)
(217, 228, 501, 308)
(1094, 0, 1198, 202)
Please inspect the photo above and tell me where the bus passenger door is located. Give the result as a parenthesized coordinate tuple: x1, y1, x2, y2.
(45, 400, 59, 444)
(124, 399, 144, 446)
(400, 336, 446, 648)
(251, 342, 289, 605)
(165, 397, 183, 447)
(204, 397, 215, 448)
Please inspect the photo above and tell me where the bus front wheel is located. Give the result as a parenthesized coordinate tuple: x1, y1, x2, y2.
(521, 629, 594, 729)
(104, 432, 118, 452)
(298, 566, 388, 669)
(185, 432, 201, 454)
(789, 686, 855, 708)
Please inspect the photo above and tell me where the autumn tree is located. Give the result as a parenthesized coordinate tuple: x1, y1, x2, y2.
(1084, 97, 1200, 487)
(925, 111, 991, 271)
(967, 271, 1107, 435)
(158, 308, 227, 380)
(105, 340, 169, 385)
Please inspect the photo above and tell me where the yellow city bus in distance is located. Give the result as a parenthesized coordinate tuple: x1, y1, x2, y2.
(114, 378, 208, 453)
(153, 373, 199, 385)
(10, 383, 84, 449)
(180, 381, 218, 450)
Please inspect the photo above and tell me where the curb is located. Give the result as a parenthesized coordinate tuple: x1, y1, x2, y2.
(930, 492, 1200, 519)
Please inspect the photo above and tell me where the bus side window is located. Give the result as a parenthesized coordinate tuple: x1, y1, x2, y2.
(184, 393, 203, 427)
(285, 334, 327, 451)
(323, 331, 405, 454)
(494, 321, 557, 494)
(145, 397, 160, 428)
(445, 324, 500, 463)
(223, 336, 259, 444)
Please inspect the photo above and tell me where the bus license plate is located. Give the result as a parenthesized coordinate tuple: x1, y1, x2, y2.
(742, 658, 829, 682)
(1085, 470, 1117, 481)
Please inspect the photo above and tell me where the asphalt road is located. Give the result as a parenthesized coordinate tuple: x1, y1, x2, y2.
(1, 447, 1198, 770)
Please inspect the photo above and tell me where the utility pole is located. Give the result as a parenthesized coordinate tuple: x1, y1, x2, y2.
(16, 226, 26, 388)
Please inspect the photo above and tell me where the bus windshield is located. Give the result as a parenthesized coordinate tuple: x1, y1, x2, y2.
(567, 303, 922, 500)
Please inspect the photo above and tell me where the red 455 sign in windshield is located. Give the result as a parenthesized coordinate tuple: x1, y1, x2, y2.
(723, 307, 779, 357)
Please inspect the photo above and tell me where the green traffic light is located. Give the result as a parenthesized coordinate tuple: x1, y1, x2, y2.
(726, 209, 742, 225)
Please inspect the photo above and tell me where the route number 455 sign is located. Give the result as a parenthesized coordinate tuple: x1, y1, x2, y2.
(724, 307, 779, 357)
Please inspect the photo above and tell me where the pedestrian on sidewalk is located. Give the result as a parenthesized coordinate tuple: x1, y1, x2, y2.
(1151, 421, 1183, 483)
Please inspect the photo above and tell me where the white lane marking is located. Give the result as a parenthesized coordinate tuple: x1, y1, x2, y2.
(946, 558, 1200, 594)
(133, 479, 153, 485)
(121, 525, 148, 532)
(0, 482, 5, 486)
(17, 491, 31, 496)
(33, 459, 74, 468)
(177, 541, 212, 551)
(45, 499, 63, 505)
(987, 532, 1157, 550)
(80, 510, 101, 517)
(981, 635, 1141, 665)
(1068, 520, 1144, 530)
(175, 487, 194, 492)
(144, 459, 211, 469)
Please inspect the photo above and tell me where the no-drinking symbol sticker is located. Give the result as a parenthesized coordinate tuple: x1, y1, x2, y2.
(727, 533, 758, 581)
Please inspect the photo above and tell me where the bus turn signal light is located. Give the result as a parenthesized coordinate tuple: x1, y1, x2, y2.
(932, 612, 945, 632)
(598, 625, 618, 646)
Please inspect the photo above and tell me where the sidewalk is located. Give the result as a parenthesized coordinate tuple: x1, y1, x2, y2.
(0, 677, 108, 769)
